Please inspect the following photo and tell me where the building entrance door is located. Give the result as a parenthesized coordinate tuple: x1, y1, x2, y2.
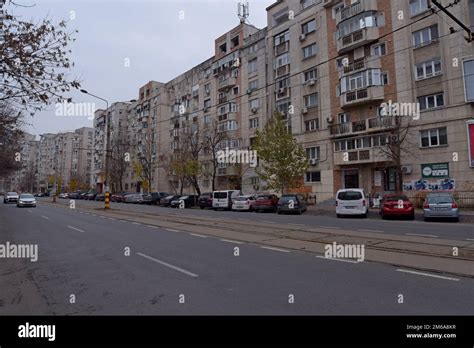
(344, 169, 359, 188)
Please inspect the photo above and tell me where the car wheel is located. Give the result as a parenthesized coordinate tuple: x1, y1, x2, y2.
(336, 214, 341, 218)
(409, 213, 415, 220)
(277, 209, 282, 215)
(453, 217, 459, 223)
(362, 212, 368, 218)
(424, 216, 430, 222)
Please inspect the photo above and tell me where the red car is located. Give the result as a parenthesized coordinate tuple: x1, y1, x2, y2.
(380, 194, 415, 220)
(253, 194, 279, 213)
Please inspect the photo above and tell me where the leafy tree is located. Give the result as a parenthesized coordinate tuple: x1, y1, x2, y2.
(253, 112, 308, 194)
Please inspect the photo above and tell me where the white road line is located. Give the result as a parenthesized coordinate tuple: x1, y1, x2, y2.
(220, 239, 243, 244)
(136, 252, 198, 278)
(262, 221, 276, 224)
(190, 233, 208, 238)
(27, 209, 32, 213)
(67, 225, 85, 233)
(406, 233, 438, 238)
(166, 228, 180, 232)
(358, 229, 384, 233)
(147, 225, 159, 229)
(41, 215, 49, 220)
(108, 217, 116, 220)
(397, 269, 459, 281)
(132, 222, 141, 225)
(315, 256, 359, 264)
(261, 246, 290, 253)
(317, 226, 341, 229)
(288, 223, 305, 226)
(466, 239, 474, 241)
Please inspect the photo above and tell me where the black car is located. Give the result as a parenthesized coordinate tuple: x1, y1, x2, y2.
(69, 191, 82, 199)
(95, 193, 105, 201)
(85, 192, 97, 200)
(277, 194, 308, 215)
(142, 192, 169, 205)
(170, 195, 199, 208)
(160, 195, 181, 207)
(198, 192, 213, 209)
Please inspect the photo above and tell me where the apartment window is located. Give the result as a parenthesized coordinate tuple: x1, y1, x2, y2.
(306, 146, 320, 160)
(249, 99, 259, 109)
(204, 83, 211, 94)
(420, 128, 448, 147)
(233, 86, 239, 95)
(277, 77, 290, 89)
(301, 0, 316, 10)
(249, 118, 259, 129)
(248, 43, 259, 54)
(204, 115, 211, 125)
(371, 42, 387, 56)
(302, 19, 316, 35)
(274, 53, 290, 68)
(410, 0, 429, 16)
(219, 42, 227, 53)
(274, 30, 290, 46)
(248, 79, 258, 91)
(338, 113, 350, 123)
(303, 68, 318, 82)
(413, 25, 439, 48)
(332, 3, 344, 19)
(302, 43, 317, 59)
(418, 93, 444, 110)
(304, 93, 318, 108)
(463, 58, 474, 102)
(248, 58, 257, 74)
(305, 119, 319, 132)
(381, 72, 389, 85)
(231, 36, 239, 48)
(306, 171, 321, 183)
(273, 8, 290, 27)
(415, 59, 442, 80)
(204, 99, 211, 108)
(336, 56, 348, 69)
(340, 69, 382, 93)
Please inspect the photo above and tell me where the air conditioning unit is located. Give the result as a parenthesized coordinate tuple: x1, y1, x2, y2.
(401, 165, 412, 174)
(251, 107, 258, 114)
(391, 135, 399, 143)
(326, 116, 334, 123)
(205, 89, 210, 95)
(302, 107, 308, 114)
(309, 159, 318, 166)
(247, 89, 252, 94)
(299, 34, 306, 41)
(278, 88, 285, 94)
(308, 79, 316, 86)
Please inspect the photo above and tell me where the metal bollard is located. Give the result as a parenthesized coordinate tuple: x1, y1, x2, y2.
(105, 192, 110, 210)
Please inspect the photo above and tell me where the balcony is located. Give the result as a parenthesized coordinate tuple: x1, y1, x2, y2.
(218, 96, 228, 104)
(275, 87, 290, 101)
(341, 57, 381, 76)
(334, 147, 390, 166)
(274, 41, 289, 56)
(275, 64, 290, 79)
(336, 0, 378, 24)
(337, 27, 379, 54)
(218, 76, 237, 91)
(340, 85, 384, 108)
(329, 116, 400, 138)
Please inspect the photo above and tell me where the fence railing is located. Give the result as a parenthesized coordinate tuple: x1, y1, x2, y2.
(404, 191, 474, 210)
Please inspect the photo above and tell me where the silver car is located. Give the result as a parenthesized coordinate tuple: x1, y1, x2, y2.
(423, 192, 459, 222)
(17, 193, 37, 207)
(4, 192, 19, 203)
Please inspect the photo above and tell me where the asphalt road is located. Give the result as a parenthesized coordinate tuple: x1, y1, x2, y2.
(1, 200, 473, 315)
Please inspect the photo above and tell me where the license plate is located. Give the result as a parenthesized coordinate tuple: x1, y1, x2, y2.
(433, 207, 449, 211)
(345, 206, 355, 209)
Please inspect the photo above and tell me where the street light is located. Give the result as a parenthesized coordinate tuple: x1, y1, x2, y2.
(80, 89, 110, 208)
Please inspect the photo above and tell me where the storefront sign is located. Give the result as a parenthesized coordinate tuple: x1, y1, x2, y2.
(421, 163, 449, 179)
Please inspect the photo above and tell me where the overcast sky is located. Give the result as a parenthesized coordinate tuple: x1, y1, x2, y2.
(13, 0, 275, 137)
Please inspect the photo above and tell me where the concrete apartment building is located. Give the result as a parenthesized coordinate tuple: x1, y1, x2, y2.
(92, 0, 473, 199)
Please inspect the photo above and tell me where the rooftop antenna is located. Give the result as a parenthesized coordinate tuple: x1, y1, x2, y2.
(238, 2, 249, 24)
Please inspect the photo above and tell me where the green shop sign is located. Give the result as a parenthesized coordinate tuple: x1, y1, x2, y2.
(421, 163, 449, 178)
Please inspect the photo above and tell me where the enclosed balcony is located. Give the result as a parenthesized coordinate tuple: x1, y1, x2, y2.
(329, 116, 401, 138)
(340, 85, 384, 108)
(334, 147, 390, 166)
(218, 76, 237, 91)
(337, 27, 379, 54)
(336, 0, 378, 24)
(340, 57, 381, 77)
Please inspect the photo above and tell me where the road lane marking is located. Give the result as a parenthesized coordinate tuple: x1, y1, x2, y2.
(166, 228, 180, 232)
(317, 226, 341, 229)
(405, 233, 438, 238)
(358, 229, 384, 233)
(316, 256, 359, 264)
(190, 233, 208, 238)
(220, 239, 243, 244)
(136, 252, 198, 278)
(27, 209, 32, 212)
(466, 239, 474, 241)
(261, 246, 290, 253)
(108, 217, 116, 220)
(132, 222, 141, 225)
(67, 225, 85, 233)
(147, 225, 159, 229)
(396, 269, 459, 281)
(41, 215, 50, 220)
(262, 221, 276, 224)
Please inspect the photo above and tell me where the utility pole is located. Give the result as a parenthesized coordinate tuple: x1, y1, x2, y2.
(431, 0, 474, 42)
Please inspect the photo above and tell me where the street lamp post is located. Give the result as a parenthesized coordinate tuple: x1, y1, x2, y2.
(80, 89, 110, 209)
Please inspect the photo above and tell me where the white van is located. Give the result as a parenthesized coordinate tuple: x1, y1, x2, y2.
(212, 190, 240, 210)
(336, 189, 368, 218)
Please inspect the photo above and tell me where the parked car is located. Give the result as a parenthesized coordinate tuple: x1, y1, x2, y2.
(113, 192, 130, 203)
(79, 192, 88, 200)
(4, 192, 19, 203)
(69, 191, 82, 199)
(336, 189, 368, 218)
(160, 195, 181, 207)
(142, 192, 169, 205)
(124, 193, 143, 204)
(380, 194, 414, 220)
(253, 194, 279, 213)
(232, 195, 256, 211)
(84, 192, 96, 200)
(170, 195, 199, 208)
(198, 192, 213, 209)
(16, 193, 36, 208)
(212, 190, 241, 210)
(95, 193, 105, 201)
(423, 192, 459, 222)
(277, 194, 307, 215)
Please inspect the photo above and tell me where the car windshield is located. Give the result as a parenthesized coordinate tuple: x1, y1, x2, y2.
(235, 196, 252, 201)
(180, 196, 189, 199)
(8, 192, 17, 195)
(257, 195, 272, 200)
(384, 195, 408, 202)
(214, 192, 228, 199)
(20, 194, 34, 199)
(338, 191, 363, 200)
(427, 195, 453, 204)
(279, 196, 296, 203)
